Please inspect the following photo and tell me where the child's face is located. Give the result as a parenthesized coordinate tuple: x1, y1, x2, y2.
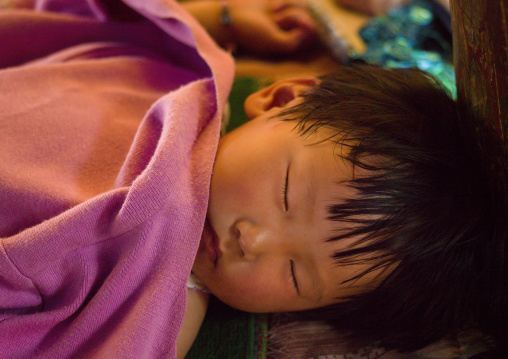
(192, 79, 386, 313)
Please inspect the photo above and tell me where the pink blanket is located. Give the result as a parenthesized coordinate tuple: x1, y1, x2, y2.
(0, 0, 234, 357)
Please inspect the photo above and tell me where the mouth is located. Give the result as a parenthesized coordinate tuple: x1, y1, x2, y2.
(203, 218, 221, 265)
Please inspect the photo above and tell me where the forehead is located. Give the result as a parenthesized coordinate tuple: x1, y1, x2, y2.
(277, 121, 389, 300)
(270, 120, 379, 300)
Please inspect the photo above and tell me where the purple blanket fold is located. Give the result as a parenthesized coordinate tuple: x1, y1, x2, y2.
(0, 0, 235, 357)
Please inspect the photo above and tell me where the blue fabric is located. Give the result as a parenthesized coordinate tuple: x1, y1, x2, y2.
(351, 0, 456, 96)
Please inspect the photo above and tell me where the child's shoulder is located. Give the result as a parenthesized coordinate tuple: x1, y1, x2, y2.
(176, 288, 209, 359)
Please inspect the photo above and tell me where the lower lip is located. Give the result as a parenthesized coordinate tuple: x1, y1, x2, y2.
(203, 219, 218, 264)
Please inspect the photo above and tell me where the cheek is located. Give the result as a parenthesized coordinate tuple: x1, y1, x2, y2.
(211, 172, 254, 209)
(210, 156, 270, 213)
(208, 266, 288, 313)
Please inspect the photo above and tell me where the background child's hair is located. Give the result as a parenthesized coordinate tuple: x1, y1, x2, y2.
(277, 65, 508, 352)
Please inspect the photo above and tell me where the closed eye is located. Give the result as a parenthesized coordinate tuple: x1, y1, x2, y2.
(290, 260, 299, 294)
(281, 165, 289, 211)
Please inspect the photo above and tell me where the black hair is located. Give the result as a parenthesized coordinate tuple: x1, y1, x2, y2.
(277, 65, 508, 352)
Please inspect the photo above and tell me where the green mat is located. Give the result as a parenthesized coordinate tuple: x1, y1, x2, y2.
(185, 298, 268, 359)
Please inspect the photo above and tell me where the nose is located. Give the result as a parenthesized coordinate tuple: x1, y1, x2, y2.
(234, 219, 268, 261)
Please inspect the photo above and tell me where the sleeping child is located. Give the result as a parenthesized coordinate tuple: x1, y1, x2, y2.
(187, 65, 508, 358)
(0, 0, 506, 358)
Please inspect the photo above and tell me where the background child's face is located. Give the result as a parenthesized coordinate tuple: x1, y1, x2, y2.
(192, 79, 388, 313)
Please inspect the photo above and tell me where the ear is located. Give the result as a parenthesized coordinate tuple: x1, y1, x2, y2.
(243, 77, 317, 119)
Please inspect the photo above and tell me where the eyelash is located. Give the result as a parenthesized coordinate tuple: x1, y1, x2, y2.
(290, 260, 299, 293)
(281, 167, 289, 211)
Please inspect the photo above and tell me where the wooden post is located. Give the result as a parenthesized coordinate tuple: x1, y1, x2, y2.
(450, 1, 508, 350)
(449, 0, 508, 142)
